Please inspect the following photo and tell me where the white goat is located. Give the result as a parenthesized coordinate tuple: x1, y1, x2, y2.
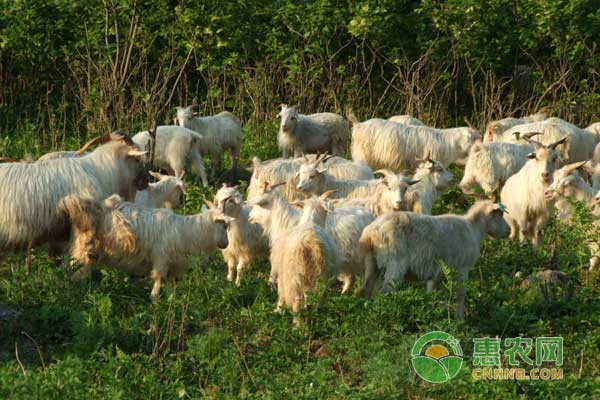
(348, 112, 480, 171)
(295, 157, 420, 212)
(406, 157, 455, 214)
(484, 112, 547, 142)
(174, 105, 242, 180)
(388, 115, 425, 126)
(460, 132, 543, 198)
(212, 184, 270, 286)
(133, 125, 208, 187)
(250, 193, 340, 313)
(359, 201, 510, 318)
(500, 137, 566, 245)
(134, 171, 186, 209)
(502, 119, 598, 162)
(249, 190, 374, 295)
(247, 154, 373, 201)
(0, 132, 149, 260)
(62, 194, 233, 298)
(544, 167, 600, 271)
(277, 104, 350, 158)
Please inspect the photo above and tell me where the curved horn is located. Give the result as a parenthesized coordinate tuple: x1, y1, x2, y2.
(522, 136, 544, 149)
(204, 198, 217, 210)
(268, 182, 286, 191)
(548, 136, 568, 150)
(512, 131, 521, 141)
(562, 161, 587, 175)
(521, 131, 544, 140)
(319, 190, 337, 201)
(75, 134, 111, 155)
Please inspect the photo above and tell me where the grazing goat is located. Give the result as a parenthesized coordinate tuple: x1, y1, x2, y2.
(359, 201, 510, 319)
(249, 189, 374, 295)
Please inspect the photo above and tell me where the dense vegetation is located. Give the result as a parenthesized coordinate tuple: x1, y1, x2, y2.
(1, 1, 600, 398)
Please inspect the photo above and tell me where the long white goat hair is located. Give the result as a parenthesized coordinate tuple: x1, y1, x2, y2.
(66, 195, 231, 297)
(134, 172, 186, 209)
(350, 117, 479, 171)
(502, 119, 598, 162)
(214, 185, 270, 286)
(247, 155, 373, 201)
(0, 140, 147, 252)
(388, 115, 425, 126)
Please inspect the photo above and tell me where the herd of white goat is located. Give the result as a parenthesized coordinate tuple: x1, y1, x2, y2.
(1, 104, 600, 320)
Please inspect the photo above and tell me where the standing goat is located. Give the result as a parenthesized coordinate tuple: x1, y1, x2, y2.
(359, 201, 510, 319)
(174, 105, 242, 181)
(277, 104, 350, 158)
(62, 195, 233, 298)
(133, 125, 209, 187)
(348, 112, 480, 171)
(0, 132, 150, 262)
(406, 157, 455, 214)
(500, 136, 567, 245)
(460, 132, 543, 199)
(212, 184, 270, 286)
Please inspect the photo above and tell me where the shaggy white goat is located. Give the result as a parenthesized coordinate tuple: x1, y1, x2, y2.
(459, 132, 543, 198)
(212, 184, 270, 286)
(247, 154, 373, 201)
(544, 166, 600, 271)
(37, 151, 81, 161)
(174, 105, 242, 180)
(249, 190, 374, 295)
(348, 112, 480, 171)
(295, 158, 420, 213)
(500, 137, 566, 245)
(250, 192, 340, 313)
(484, 112, 547, 142)
(63, 194, 233, 298)
(406, 157, 455, 214)
(277, 104, 350, 158)
(0, 132, 150, 260)
(359, 201, 510, 319)
(501, 119, 598, 163)
(133, 125, 208, 187)
(134, 171, 186, 209)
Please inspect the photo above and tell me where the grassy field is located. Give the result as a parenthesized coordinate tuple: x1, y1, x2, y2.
(1, 125, 599, 399)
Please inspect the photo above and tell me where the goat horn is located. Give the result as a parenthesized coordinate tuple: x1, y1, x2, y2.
(319, 190, 337, 201)
(521, 131, 544, 140)
(548, 136, 568, 150)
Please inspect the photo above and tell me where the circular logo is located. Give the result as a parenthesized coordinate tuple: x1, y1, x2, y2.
(411, 331, 463, 383)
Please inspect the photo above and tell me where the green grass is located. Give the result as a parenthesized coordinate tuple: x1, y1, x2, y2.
(1, 125, 600, 399)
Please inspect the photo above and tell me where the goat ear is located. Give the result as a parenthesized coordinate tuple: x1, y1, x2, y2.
(526, 152, 536, 159)
(316, 168, 327, 174)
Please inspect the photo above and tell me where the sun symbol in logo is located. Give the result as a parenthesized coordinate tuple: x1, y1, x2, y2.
(411, 331, 463, 384)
